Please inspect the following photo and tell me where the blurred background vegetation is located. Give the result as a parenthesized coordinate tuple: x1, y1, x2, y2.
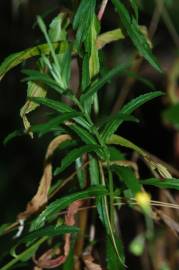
(1, 0, 179, 269)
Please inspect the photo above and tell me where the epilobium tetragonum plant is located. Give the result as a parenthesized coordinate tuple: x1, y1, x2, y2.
(1, 1, 179, 269)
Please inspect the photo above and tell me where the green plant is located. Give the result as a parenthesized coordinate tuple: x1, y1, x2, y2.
(1, 1, 179, 269)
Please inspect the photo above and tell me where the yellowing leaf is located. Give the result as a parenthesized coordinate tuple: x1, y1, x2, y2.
(20, 81, 47, 138)
(49, 13, 70, 42)
(89, 16, 100, 79)
(96, 28, 124, 49)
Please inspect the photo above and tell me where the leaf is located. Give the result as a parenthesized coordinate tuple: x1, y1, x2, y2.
(30, 96, 73, 113)
(18, 134, 72, 220)
(111, 0, 161, 72)
(31, 185, 108, 230)
(129, 0, 139, 21)
(73, 0, 96, 49)
(96, 28, 125, 49)
(107, 134, 146, 157)
(100, 113, 138, 141)
(55, 144, 101, 175)
(0, 42, 67, 80)
(88, 15, 100, 79)
(89, 156, 100, 185)
(80, 63, 128, 104)
(141, 178, 179, 190)
(69, 124, 97, 145)
(102, 91, 163, 141)
(22, 69, 65, 93)
(113, 166, 141, 194)
(106, 235, 125, 270)
(49, 13, 70, 42)
(17, 225, 79, 245)
(163, 104, 179, 128)
(3, 130, 24, 145)
(20, 81, 47, 138)
(30, 97, 91, 130)
(31, 112, 82, 135)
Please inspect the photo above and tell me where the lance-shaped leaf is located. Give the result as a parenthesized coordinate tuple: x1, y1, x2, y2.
(55, 144, 101, 175)
(73, 0, 96, 49)
(141, 178, 179, 190)
(0, 42, 68, 80)
(111, 0, 161, 72)
(30, 96, 91, 130)
(31, 112, 82, 135)
(80, 63, 128, 103)
(101, 91, 163, 141)
(31, 185, 108, 230)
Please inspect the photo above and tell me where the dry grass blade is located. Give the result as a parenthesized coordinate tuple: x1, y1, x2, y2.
(18, 134, 72, 221)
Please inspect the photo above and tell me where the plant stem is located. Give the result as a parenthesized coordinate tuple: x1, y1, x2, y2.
(98, 0, 109, 21)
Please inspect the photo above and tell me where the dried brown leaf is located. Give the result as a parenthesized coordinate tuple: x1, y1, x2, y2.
(83, 254, 103, 270)
(34, 248, 66, 269)
(18, 134, 72, 220)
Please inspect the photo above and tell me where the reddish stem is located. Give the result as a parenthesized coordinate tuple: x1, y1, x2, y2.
(97, 0, 108, 21)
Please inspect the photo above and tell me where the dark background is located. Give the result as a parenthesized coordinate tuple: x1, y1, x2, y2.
(0, 1, 179, 269)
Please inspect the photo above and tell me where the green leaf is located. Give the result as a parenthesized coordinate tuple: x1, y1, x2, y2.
(54, 144, 101, 175)
(30, 96, 73, 113)
(106, 235, 125, 270)
(113, 166, 141, 194)
(18, 225, 79, 245)
(107, 134, 146, 157)
(31, 185, 108, 230)
(81, 54, 90, 91)
(141, 178, 179, 190)
(163, 103, 179, 128)
(0, 42, 67, 80)
(102, 91, 163, 141)
(80, 63, 128, 104)
(129, 0, 139, 21)
(73, 0, 96, 49)
(31, 112, 82, 134)
(97, 28, 125, 49)
(111, 0, 161, 72)
(89, 156, 100, 185)
(69, 124, 97, 145)
(22, 69, 65, 93)
(30, 97, 91, 130)
(3, 130, 24, 145)
(100, 113, 138, 141)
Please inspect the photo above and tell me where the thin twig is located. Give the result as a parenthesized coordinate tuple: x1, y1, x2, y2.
(97, 0, 109, 21)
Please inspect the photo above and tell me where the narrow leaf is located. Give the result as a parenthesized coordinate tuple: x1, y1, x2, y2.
(102, 91, 163, 141)
(80, 63, 128, 103)
(54, 144, 101, 175)
(31, 185, 108, 230)
(111, 0, 161, 72)
(141, 178, 179, 190)
(0, 42, 67, 80)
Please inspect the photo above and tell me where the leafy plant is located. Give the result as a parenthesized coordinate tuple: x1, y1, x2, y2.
(1, 1, 179, 269)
